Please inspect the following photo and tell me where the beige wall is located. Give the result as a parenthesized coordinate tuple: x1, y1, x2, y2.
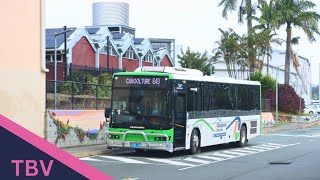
(0, 0, 46, 137)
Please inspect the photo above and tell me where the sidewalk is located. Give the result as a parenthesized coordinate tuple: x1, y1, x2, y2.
(63, 119, 320, 158)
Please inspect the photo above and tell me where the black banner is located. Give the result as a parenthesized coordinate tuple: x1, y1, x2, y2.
(113, 76, 168, 88)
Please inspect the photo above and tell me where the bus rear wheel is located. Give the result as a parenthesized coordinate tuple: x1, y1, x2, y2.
(236, 125, 247, 147)
(190, 129, 200, 155)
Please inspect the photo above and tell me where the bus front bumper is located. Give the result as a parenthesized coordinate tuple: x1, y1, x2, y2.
(107, 140, 173, 152)
(106, 130, 173, 152)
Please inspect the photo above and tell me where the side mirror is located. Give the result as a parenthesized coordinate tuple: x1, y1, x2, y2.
(105, 107, 111, 118)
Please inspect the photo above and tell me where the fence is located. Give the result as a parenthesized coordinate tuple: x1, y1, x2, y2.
(46, 80, 112, 110)
(45, 62, 126, 81)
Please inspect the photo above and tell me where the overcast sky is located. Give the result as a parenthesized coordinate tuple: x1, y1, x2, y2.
(45, 0, 320, 84)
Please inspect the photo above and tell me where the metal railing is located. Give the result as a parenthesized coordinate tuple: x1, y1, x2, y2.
(46, 80, 112, 110)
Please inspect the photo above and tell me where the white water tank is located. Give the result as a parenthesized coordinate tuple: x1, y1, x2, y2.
(92, 0, 129, 26)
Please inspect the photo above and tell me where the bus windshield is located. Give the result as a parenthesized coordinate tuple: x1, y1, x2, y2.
(110, 88, 171, 129)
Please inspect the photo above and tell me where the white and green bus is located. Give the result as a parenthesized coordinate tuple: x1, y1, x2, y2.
(105, 66, 261, 154)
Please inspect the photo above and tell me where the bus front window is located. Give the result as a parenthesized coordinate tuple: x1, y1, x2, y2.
(110, 88, 170, 129)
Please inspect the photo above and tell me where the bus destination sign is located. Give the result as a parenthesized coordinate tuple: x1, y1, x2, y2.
(114, 76, 168, 88)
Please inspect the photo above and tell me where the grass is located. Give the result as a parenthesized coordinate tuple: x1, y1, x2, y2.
(275, 121, 290, 127)
(271, 111, 311, 117)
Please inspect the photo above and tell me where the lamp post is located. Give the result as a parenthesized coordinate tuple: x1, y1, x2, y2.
(319, 62, 320, 103)
(54, 29, 73, 109)
(276, 65, 285, 125)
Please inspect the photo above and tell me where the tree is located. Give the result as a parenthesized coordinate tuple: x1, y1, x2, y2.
(274, 0, 320, 85)
(252, 0, 281, 75)
(178, 47, 211, 75)
(218, 0, 256, 73)
(215, 28, 242, 78)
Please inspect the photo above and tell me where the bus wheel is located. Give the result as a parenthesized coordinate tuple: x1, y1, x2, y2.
(190, 129, 200, 155)
(236, 125, 247, 147)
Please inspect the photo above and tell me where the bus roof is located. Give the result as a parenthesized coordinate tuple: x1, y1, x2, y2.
(114, 66, 260, 86)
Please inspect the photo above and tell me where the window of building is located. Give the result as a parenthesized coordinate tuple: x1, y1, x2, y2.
(103, 45, 115, 56)
(45, 52, 63, 62)
(123, 46, 136, 59)
(144, 51, 153, 62)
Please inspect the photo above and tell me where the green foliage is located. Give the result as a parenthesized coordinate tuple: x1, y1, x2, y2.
(60, 70, 112, 98)
(249, 71, 264, 82)
(274, 0, 320, 84)
(250, 71, 276, 91)
(262, 75, 276, 91)
(178, 47, 212, 75)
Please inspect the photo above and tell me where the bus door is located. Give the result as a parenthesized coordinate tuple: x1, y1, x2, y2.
(173, 93, 186, 148)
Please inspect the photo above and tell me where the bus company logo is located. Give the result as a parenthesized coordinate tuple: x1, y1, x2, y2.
(177, 83, 184, 90)
(11, 160, 54, 177)
(213, 132, 226, 138)
(216, 123, 226, 132)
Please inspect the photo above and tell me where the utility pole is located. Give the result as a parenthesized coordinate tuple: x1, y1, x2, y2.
(64, 25, 67, 81)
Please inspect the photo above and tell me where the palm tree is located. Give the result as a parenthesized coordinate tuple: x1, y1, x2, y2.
(218, 0, 256, 73)
(215, 28, 242, 78)
(253, 0, 278, 75)
(274, 0, 320, 85)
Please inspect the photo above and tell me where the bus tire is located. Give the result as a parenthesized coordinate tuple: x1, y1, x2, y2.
(236, 125, 247, 147)
(190, 129, 200, 155)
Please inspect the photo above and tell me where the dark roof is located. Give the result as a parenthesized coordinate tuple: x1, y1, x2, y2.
(111, 33, 125, 39)
(46, 28, 76, 49)
(133, 38, 144, 44)
(86, 27, 100, 34)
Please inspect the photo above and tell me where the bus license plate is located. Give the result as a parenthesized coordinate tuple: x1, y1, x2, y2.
(131, 143, 141, 148)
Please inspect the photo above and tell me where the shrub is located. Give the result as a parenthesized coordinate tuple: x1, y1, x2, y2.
(250, 71, 276, 91)
(278, 84, 305, 114)
(250, 71, 264, 82)
(262, 84, 305, 114)
(262, 75, 276, 91)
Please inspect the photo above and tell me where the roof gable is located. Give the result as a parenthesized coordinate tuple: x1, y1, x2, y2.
(46, 28, 76, 49)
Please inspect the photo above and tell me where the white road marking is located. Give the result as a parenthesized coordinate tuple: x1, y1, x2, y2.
(265, 143, 287, 147)
(196, 155, 225, 161)
(242, 147, 265, 152)
(145, 158, 195, 167)
(221, 151, 247, 156)
(179, 143, 301, 171)
(99, 156, 150, 164)
(229, 149, 257, 154)
(258, 144, 284, 148)
(263, 134, 320, 138)
(81, 142, 301, 171)
(210, 152, 236, 158)
(247, 146, 275, 150)
(183, 157, 211, 164)
(79, 157, 104, 162)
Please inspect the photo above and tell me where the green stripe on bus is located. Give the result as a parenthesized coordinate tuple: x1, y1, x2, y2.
(192, 119, 215, 132)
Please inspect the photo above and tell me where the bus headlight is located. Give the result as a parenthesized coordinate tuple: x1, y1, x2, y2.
(154, 136, 170, 141)
(108, 134, 120, 139)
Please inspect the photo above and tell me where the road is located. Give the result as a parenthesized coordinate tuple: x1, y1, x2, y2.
(80, 127, 320, 180)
